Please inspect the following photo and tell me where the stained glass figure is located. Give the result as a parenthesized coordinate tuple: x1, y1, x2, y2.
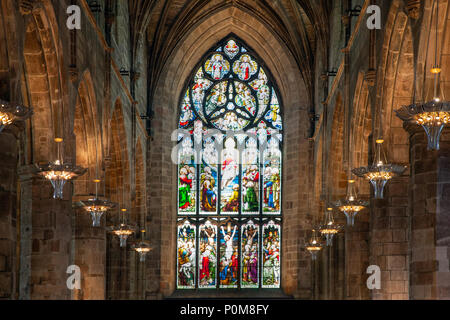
(241, 221, 259, 288)
(251, 69, 270, 124)
(176, 37, 284, 290)
(179, 90, 195, 128)
(233, 54, 258, 81)
(219, 222, 239, 288)
(221, 138, 240, 214)
(242, 138, 259, 214)
(177, 221, 196, 289)
(265, 89, 282, 130)
(178, 138, 196, 214)
(262, 220, 281, 288)
(205, 54, 230, 80)
(250, 68, 268, 90)
(206, 81, 228, 115)
(200, 138, 218, 214)
(235, 82, 257, 116)
(192, 68, 212, 122)
(193, 120, 203, 144)
(263, 138, 281, 214)
(199, 221, 217, 288)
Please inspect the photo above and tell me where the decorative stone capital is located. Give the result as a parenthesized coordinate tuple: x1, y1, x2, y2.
(365, 69, 377, 87)
(19, 0, 36, 15)
(69, 65, 78, 83)
(406, 0, 421, 20)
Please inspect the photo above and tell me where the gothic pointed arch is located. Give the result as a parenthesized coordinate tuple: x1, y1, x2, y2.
(175, 37, 283, 290)
(74, 70, 101, 195)
(22, 2, 68, 162)
(148, 5, 312, 298)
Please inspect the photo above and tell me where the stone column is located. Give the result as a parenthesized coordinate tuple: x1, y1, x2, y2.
(336, 232, 345, 299)
(345, 211, 370, 299)
(20, 166, 74, 299)
(0, 126, 20, 299)
(370, 173, 410, 299)
(319, 244, 329, 299)
(408, 124, 450, 299)
(18, 165, 35, 300)
(73, 203, 106, 300)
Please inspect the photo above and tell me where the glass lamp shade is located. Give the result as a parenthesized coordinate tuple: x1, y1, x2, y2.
(352, 140, 406, 199)
(79, 198, 117, 227)
(305, 229, 323, 260)
(334, 180, 369, 226)
(109, 224, 135, 247)
(319, 208, 343, 246)
(395, 100, 450, 150)
(133, 240, 152, 262)
(36, 160, 87, 199)
(0, 99, 33, 132)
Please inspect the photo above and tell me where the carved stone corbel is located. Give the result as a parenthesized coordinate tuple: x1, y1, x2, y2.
(131, 71, 141, 82)
(406, 0, 421, 20)
(19, 0, 35, 15)
(365, 69, 377, 87)
(69, 66, 79, 83)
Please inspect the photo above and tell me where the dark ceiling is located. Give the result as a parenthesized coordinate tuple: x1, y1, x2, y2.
(128, 0, 331, 106)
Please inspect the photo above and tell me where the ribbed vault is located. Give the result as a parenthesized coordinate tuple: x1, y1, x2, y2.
(127, 0, 329, 116)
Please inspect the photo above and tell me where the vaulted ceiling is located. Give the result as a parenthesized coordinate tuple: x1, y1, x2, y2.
(129, 0, 331, 106)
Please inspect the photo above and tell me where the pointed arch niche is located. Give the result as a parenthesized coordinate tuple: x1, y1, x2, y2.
(146, 9, 312, 297)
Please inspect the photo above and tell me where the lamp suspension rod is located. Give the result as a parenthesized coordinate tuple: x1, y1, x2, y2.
(56, 138, 62, 162)
(322, 101, 328, 206)
(434, 0, 440, 99)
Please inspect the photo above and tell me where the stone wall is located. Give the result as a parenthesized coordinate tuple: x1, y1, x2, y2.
(0, 0, 148, 300)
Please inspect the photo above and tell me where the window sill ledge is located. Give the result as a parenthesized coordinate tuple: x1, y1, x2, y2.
(165, 289, 293, 300)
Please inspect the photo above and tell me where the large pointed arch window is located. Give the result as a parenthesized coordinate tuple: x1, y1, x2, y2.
(176, 37, 282, 290)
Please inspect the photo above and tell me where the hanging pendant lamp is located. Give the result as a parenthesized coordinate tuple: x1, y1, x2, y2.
(36, 138, 87, 199)
(110, 208, 135, 247)
(396, 100, 450, 150)
(334, 180, 369, 226)
(305, 229, 323, 260)
(133, 230, 152, 262)
(319, 207, 343, 246)
(0, 99, 33, 133)
(80, 179, 116, 227)
(395, 0, 450, 150)
(352, 140, 406, 199)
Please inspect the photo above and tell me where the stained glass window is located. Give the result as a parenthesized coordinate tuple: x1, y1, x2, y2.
(176, 37, 282, 290)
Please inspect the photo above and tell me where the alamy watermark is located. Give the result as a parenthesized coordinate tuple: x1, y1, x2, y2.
(66, 5, 81, 30)
(367, 265, 381, 290)
(367, 5, 381, 30)
(66, 265, 81, 290)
